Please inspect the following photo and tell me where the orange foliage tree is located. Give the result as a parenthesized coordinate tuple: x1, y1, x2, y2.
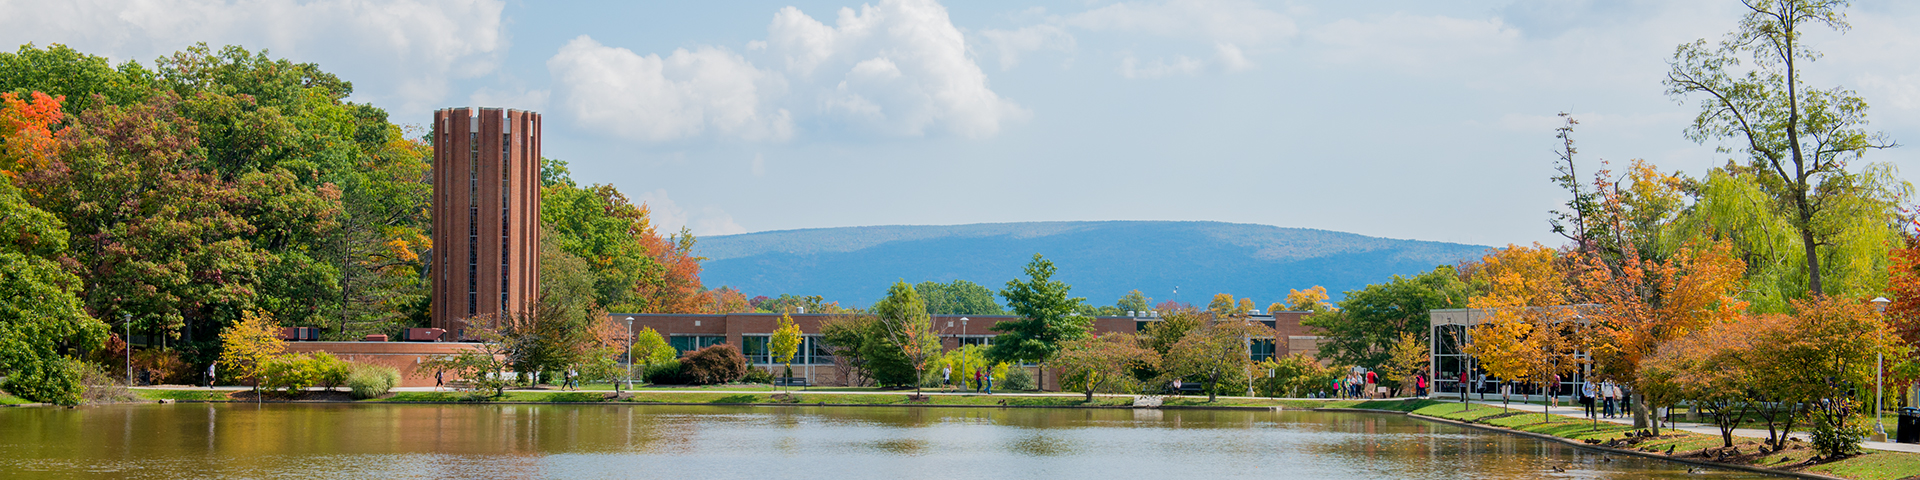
(1464, 244, 1584, 420)
(0, 91, 67, 182)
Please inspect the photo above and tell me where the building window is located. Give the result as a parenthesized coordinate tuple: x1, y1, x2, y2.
(956, 336, 993, 348)
(741, 335, 770, 364)
(1250, 339, 1275, 362)
(805, 336, 836, 365)
(668, 335, 727, 356)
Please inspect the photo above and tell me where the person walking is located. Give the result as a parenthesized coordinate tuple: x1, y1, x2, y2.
(1549, 373, 1561, 407)
(985, 371, 994, 395)
(1601, 382, 1617, 418)
(1458, 371, 1469, 400)
(207, 362, 218, 389)
(1476, 372, 1486, 401)
(1415, 373, 1428, 398)
(974, 370, 984, 393)
(1581, 380, 1596, 419)
(435, 369, 445, 391)
(942, 366, 952, 390)
(1364, 369, 1378, 399)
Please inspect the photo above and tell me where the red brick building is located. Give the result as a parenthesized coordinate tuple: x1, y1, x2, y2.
(430, 107, 542, 340)
(618, 311, 1318, 387)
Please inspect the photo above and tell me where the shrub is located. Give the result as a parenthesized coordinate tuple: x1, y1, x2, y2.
(742, 367, 774, 384)
(2, 356, 87, 405)
(683, 344, 748, 385)
(310, 352, 351, 391)
(259, 355, 316, 394)
(345, 363, 400, 399)
(1002, 367, 1035, 391)
(643, 360, 691, 385)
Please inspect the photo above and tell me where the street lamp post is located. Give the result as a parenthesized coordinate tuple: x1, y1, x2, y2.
(123, 313, 132, 387)
(1872, 297, 1890, 442)
(625, 317, 635, 392)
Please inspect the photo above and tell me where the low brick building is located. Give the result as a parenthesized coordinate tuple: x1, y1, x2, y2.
(618, 311, 1317, 389)
(283, 341, 485, 388)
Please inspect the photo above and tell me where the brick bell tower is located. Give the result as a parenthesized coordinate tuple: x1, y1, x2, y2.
(431, 108, 541, 340)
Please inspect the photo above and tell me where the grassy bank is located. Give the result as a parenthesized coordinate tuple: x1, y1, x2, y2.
(0, 391, 30, 405)
(1411, 402, 1920, 480)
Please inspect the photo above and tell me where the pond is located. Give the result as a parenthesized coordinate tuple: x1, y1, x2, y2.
(0, 403, 1771, 479)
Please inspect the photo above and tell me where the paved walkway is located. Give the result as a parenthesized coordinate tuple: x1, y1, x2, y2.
(1441, 397, 1920, 454)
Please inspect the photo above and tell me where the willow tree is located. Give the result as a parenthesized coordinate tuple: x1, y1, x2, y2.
(1665, 0, 1898, 297)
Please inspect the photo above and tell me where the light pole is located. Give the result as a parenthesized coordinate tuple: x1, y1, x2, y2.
(960, 317, 969, 344)
(123, 313, 132, 386)
(1872, 297, 1890, 442)
(625, 316, 635, 392)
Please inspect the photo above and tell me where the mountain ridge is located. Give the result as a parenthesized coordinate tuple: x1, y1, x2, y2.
(695, 221, 1489, 308)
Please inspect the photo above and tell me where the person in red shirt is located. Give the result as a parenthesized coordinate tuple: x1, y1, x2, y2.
(1364, 370, 1378, 398)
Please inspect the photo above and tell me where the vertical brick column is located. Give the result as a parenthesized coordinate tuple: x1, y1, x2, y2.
(432, 107, 542, 340)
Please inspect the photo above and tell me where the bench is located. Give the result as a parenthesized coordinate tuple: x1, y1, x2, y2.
(773, 377, 810, 387)
(1176, 382, 1204, 395)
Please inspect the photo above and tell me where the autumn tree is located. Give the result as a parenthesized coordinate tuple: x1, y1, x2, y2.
(1054, 333, 1158, 402)
(915, 280, 1005, 315)
(771, 312, 803, 389)
(218, 310, 286, 390)
(1163, 320, 1270, 402)
(1383, 332, 1429, 396)
(1640, 319, 1764, 447)
(1464, 244, 1584, 420)
(1283, 286, 1332, 313)
(1665, 0, 1896, 297)
(989, 254, 1092, 367)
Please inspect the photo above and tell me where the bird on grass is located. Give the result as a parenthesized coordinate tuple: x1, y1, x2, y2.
(1665, 445, 1675, 456)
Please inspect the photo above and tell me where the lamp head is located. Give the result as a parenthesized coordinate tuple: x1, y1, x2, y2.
(1872, 297, 1891, 313)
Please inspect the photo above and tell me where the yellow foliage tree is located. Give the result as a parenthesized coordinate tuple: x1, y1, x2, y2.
(770, 312, 803, 391)
(1285, 286, 1331, 312)
(219, 310, 286, 390)
(1464, 244, 1584, 420)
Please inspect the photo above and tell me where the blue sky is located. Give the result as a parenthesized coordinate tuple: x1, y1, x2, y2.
(8, 0, 1920, 247)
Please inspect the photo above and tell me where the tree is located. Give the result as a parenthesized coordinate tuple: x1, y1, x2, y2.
(0, 177, 106, 406)
(874, 281, 939, 394)
(1054, 333, 1158, 402)
(422, 327, 515, 398)
(1640, 319, 1761, 448)
(1116, 290, 1153, 315)
(1163, 320, 1269, 402)
(1383, 332, 1429, 396)
(1304, 265, 1473, 371)
(683, 344, 748, 385)
(1257, 353, 1338, 398)
(771, 312, 803, 389)
(630, 326, 673, 384)
(1464, 244, 1585, 421)
(218, 310, 286, 390)
(1141, 307, 1204, 356)
(0, 91, 67, 180)
(1283, 286, 1332, 313)
(915, 280, 1005, 315)
(990, 254, 1092, 366)
(1665, 0, 1895, 297)
(1574, 240, 1746, 429)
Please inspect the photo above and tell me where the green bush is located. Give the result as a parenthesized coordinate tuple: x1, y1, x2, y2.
(310, 352, 350, 391)
(742, 367, 774, 384)
(345, 363, 400, 399)
(259, 355, 315, 393)
(1, 356, 86, 405)
(643, 360, 691, 385)
(1002, 367, 1035, 391)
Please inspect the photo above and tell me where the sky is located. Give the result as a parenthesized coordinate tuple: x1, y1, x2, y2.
(6, 0, 1920, 247)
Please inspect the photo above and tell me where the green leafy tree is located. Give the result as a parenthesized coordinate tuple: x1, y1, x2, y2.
(1304, 265, 1473, 371)
(914, 279, 1005, 315)
(1664, 0, 1896, 297)
(629, 326, 673, 384)
(1054, 333, 1157, 402)
(874, 281, 940, 393)
(989, 254, 1092, 366)
(0, 43, 157, 110)
(1116, 290, 1153, 315)
(0, 179, 107, 405)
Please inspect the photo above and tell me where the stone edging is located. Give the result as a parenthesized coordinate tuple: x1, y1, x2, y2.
(1403, 412, 1842, 480)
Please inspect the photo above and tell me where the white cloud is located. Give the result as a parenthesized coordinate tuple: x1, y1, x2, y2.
(977, 24, 1075, 70)
(547, 0, 1021, 141)
(1306, 13, 1522, 72)
(1120, 55, 1204, 78)
(0, 0, 507, 114)
(637, 190, 748, 236)
(548, 36, 793, 142)
(1065, 0, 1296, 46)
(765, 0, 1026, 138)
(468, 87, 549, 112)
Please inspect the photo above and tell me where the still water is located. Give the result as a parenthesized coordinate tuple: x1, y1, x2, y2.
(0, 403, 1770, 479)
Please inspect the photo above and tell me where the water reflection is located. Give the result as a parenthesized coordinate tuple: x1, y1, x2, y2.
(0, 404, 1773, 479)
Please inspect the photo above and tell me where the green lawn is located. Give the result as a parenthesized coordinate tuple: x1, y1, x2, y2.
(132, 389, 233, 401)
(1410, 402, 1920, 480)
(0, 390, 31, 405)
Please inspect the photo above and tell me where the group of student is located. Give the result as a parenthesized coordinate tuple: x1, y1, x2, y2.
(938, 366, 993, 394)
(1580, 380, 1627, 418)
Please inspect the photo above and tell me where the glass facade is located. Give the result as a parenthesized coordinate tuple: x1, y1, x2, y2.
(1250, 338, 1275, 362)
(742, 335, 837, 365)
(668, 335, 727, 355)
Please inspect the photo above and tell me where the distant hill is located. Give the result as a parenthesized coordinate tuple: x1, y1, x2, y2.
(695, 221, 1490, 309)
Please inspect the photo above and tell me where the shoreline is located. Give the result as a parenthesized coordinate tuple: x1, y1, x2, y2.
(18, 391, 1912, 479)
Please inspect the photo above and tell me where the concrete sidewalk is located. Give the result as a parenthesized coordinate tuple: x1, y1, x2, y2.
(1443, 397, 1920, 454)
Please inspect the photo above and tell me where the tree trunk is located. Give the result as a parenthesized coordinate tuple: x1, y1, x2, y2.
(1631, 392, 1654, 434)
